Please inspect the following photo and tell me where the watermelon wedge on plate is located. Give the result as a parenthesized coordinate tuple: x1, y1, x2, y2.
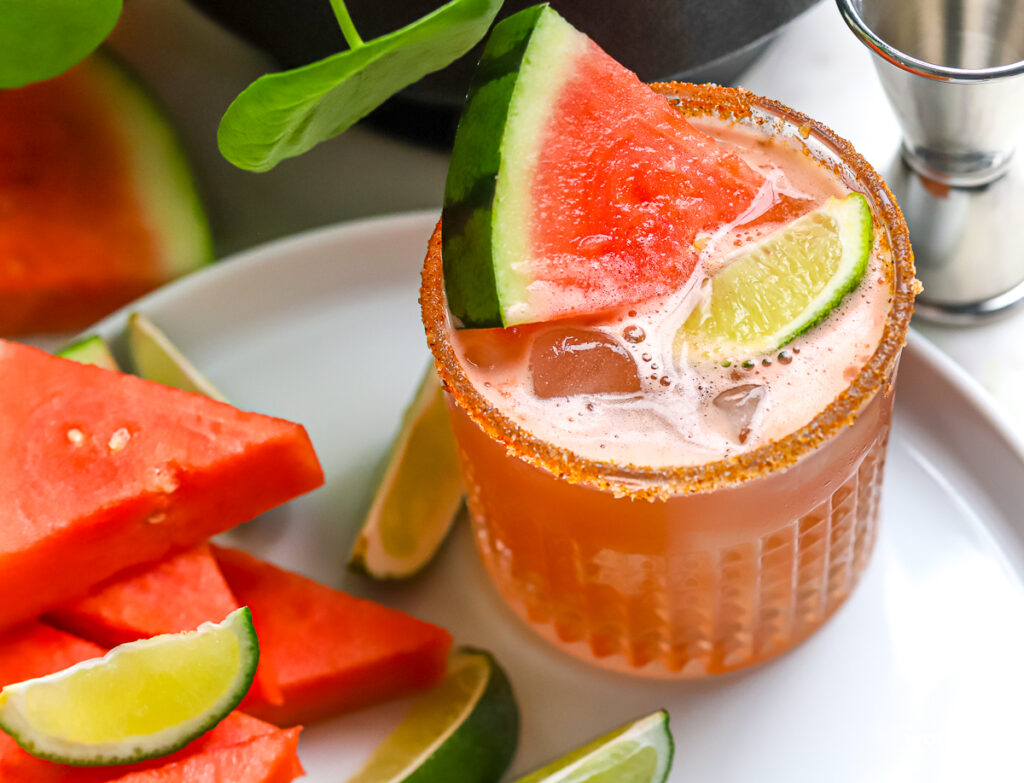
(441, 4, 764, 328)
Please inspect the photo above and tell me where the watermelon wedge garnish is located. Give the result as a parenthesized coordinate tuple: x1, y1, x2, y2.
(441, 4, 765, 328)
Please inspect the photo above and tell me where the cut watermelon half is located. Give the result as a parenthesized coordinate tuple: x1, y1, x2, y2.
(441, 4, 764, 328)
(0, 51, 212, 336)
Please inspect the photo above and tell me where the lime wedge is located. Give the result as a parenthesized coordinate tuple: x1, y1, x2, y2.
(513, 710, 673, 783)
(679, 193, 873, 361)
(56, 335, 120, 371)
(0, 608, 258, 767)
(127, 312, 227, 401)
(349, 365, 465, 579)
(347, 648, 518, 783)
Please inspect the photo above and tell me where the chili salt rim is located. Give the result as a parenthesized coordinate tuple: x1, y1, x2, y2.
(421, 82, 917, 501)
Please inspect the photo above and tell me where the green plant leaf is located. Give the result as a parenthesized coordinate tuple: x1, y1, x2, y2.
(0, 0, 122, 88)
(217, 0, 503, 172)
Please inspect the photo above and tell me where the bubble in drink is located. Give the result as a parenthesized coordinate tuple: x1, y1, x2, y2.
(623, 325, 645, 343)
(712, 383, 765, 444)
(530, 327, 641, 399)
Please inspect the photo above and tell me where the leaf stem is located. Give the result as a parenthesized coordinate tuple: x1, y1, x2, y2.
(330, 0, 364, 48)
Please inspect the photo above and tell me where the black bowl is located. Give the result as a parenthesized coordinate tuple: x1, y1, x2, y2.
(190, 0, 820, 144)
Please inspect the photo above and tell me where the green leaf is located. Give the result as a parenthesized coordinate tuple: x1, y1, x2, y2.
(217, 0, 503, 172)
(0, 0, 122, 88)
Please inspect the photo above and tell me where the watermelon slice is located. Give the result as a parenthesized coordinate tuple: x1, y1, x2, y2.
(45, 544, 240, 648)
(212, 546, 453, 727)
(108, 729, 303, 783)
(0, 341, 324, 633)
(0, 51, 211, 336)
(0, 624, 303, 782)
(441, 5, 764, 328)
(45, 544, 285, 708)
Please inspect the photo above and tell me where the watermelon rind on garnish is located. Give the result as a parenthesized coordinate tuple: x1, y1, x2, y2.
(441, 4, 763, 328)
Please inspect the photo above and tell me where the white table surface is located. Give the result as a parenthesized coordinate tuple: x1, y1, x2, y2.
(104, 0, 1024, 436)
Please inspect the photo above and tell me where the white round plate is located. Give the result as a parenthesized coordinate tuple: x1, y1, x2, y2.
(91, 211, 1024, 783)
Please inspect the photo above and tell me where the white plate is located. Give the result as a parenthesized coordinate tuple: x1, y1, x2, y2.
(92, 212, 1024, 783)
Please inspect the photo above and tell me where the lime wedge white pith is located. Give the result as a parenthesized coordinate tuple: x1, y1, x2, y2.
(349, 366, 465, 579)
(679, 193, 873, 361)
(128, 312, 227, 400)
(0, 607, 258, 767)
(513, 710, 673, 783)
(346, 648, 518, 783)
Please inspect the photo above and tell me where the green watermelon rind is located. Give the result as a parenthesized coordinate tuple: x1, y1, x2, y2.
(88, 49, 214, 279)
(442, 4, 577, 328)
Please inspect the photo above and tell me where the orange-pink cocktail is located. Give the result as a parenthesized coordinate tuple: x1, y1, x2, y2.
(422, 83, 916, 677)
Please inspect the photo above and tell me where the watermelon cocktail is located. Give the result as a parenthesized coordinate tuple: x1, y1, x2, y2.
(422, 6, 917, 677)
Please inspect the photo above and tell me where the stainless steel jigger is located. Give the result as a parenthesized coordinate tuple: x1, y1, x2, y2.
(837, 0, 1024, 323)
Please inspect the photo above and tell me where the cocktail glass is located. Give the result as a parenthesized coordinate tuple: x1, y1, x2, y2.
(421, 83, 916, 677)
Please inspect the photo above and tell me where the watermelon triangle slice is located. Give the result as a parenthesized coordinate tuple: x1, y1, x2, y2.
(0, 341, 324, 633)
(212, 546, 453, 727)
(442, 5, 765, 328)
(44, 544, 241, 648)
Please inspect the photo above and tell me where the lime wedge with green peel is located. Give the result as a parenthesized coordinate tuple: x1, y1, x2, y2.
(347, 648, 518, 783)
(349, 365, 465, 579)
(513, 710, 673, 783)
(0, 607, 258, 767)
(678, 193, 874, 362)
(128, 312, 227, 401)
(57, 335, 120, 371)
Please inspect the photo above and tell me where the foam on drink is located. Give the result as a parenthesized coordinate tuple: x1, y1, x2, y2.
(448, 118, 893, 468)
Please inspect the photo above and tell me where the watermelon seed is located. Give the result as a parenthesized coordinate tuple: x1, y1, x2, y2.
(622, 325, 645, 344)
(148, 467, 180, 494)
(66, 428, 84, 446)
(108, 428, 131, 452)
(146, 512, 168, 525)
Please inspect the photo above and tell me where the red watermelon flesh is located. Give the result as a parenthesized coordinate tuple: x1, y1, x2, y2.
(0, 624, 301, 782)
(212, 545, 453, 727)
(108, 729, 303, 783)
(0, 621, 104, 686)
(0, 341, 324, 633)
(525, 45, 764, 319)
(44, 544, 284, 707)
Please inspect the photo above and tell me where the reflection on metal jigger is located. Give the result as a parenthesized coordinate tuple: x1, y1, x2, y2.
(837, 0, 1024, 324)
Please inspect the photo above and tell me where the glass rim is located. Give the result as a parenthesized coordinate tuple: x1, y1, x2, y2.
(421, 82, 918, 500)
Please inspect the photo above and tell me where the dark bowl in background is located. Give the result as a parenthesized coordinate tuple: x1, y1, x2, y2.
(188, 0, 821, 145)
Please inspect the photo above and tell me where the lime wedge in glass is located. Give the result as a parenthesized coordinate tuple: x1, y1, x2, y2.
(0, 607, 258, 766)
(347, 648, 518, 783)
(349, 365, 465, 579)
(128, 311, 227, 401)
(678, 193, 873, 362)
(513, 709, 673, 783)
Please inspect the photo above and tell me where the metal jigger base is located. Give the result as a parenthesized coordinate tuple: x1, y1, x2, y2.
(886, 149, 1024, 325)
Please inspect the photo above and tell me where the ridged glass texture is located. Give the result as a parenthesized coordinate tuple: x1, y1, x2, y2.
(449, 384, 894, 677)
